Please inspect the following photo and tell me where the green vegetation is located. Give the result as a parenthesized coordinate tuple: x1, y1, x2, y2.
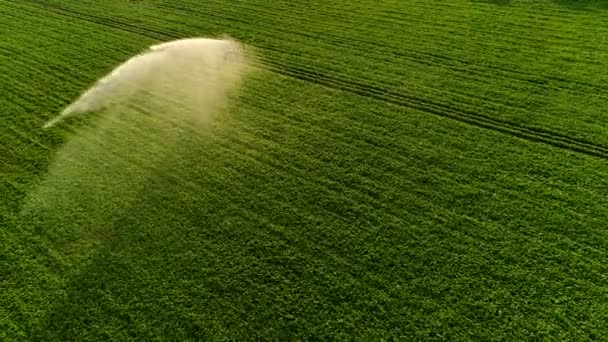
(2, 0, 608, 339)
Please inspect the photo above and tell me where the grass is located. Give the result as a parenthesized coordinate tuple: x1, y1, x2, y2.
(2, 0, 608, 339)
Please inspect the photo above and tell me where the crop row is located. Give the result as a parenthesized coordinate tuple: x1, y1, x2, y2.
(22, 0, 608, 93)
(28, 0, 608, 90)
(45, 0, 608, 145)
(4, 0, 603, 170)
(9, 0, 608, 160)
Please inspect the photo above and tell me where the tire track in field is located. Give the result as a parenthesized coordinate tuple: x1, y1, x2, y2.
(258, 60, 608, 160)
(12, 0, 608, 160)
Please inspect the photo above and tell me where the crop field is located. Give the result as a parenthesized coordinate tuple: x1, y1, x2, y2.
(2, 0, 608, 340)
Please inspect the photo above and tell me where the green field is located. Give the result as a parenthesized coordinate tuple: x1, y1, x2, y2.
(2, 0, 608, 339)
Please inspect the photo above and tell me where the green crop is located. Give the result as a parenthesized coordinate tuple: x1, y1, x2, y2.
(1, 0, 608, 340)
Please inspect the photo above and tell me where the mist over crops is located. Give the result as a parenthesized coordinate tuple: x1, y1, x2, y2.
(22, 38, 250, 252)
(45, 38, 247, 128)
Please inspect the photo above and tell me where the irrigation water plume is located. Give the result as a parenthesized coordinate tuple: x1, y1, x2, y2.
(44, 38, 247, 128)
(23, 38, 250, 243)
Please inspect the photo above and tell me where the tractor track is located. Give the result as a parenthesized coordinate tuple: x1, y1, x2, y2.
(258, 59, 608, 160)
